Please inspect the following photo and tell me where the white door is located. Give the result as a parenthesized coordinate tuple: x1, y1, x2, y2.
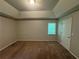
(61, 17, 72, 50)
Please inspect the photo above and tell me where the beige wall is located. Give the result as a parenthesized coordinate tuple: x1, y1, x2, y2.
(0, 0, 18, 51)
(58, 10, 79, 58)
(0, 0, 19, 18)
(17, 20, 57, 41)
(70, 10, 79, 58)
(0, 17, 16, 51)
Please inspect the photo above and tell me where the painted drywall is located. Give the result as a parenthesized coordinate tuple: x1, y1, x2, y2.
(17, 20, 57, 41)
(58, 10, 79, 58)
(19, 11, 56, 18)
(0, 0, 19, 18)
(70, 10, 79, 58)
(0, 16, 16, 51)
(53, 0, 79, 17)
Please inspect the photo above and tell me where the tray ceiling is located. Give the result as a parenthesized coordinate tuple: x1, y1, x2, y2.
(5, 0, 59, 11)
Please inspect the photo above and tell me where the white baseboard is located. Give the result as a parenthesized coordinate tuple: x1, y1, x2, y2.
(18, 39, 57, 41)
(59, 42, 79, 59)
(69, 50, 79, 59)
(0, 40, 17, 51)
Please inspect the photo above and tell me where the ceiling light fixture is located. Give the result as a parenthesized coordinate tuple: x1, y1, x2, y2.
(30, 0, 35, 5)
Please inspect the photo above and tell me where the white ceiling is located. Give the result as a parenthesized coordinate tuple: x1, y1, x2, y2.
(1, 0, 79, 18)
(5, 0, 59, 11)
(53, 0, 79, 17)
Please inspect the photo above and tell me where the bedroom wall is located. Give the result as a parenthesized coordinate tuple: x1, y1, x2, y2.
(0, 0, 18, 51)
(58, 10, 79, 59)
(70, 10, 79, 58)
(17, 20, 57, 41)
(0, 17, 16, 51)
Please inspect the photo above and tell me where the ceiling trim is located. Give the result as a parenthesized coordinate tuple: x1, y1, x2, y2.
(59, 4, 79, 18)
(0, 12, 58, 20)
(16, 18, 58, 21)
(0, 12, 16, 20)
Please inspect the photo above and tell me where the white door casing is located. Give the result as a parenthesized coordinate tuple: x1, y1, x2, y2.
(61, 17, 72, 50)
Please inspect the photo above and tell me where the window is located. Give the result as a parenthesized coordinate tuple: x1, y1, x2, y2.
(48, 23, 56, 35)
